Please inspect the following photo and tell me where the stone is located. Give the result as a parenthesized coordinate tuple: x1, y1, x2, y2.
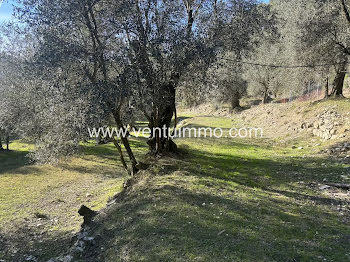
(84, 236, 95, 241)
(25, 256, 37, 261)
(75, 246, 84, 252)
(63, 255, 73, 262)
(77, 231, 88, 240)
(78, 205, 97, 225)
(319, 185, 330, 190)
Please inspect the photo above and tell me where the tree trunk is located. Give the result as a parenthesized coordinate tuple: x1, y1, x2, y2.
(231, 92, 241, 110)
(331, 64, 346, 97)
(0, 135, 3, 151)
(324, 77, 329, 99)
(5, 135, 9, 151)
(112, 138, 131, 176)
(148, 76, 178, 154)
(263, 91, 269, 104)
(112, 98, 139, 175)
(113, 110, 139, 175)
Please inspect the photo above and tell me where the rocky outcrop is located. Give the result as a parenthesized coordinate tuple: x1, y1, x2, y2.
(312, 110, 344, 140)
(300, 108, 350, 140)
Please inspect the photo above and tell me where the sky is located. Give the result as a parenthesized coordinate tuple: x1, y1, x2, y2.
(0, 0, 270, 23)
(0, 0, 15, 23)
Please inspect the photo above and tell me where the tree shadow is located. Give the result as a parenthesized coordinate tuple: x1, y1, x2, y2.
(0, 149, 31, 175)
(59, 139, 149, 178)
(176, 142, 348, 189)
(0, 224, 73, 261)
(82, 177, 350, 262)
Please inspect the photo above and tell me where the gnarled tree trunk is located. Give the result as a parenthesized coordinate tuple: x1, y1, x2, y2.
(331, 63, 346, 97)
(263, 91, 270, 104)
(231, 90, 242, 110)
(147, 75, 178, 154)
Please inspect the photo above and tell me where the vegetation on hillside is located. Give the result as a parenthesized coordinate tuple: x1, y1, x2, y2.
(1, 0, 350, 261)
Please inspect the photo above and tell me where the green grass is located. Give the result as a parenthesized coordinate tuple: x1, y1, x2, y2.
(91, 115, 350, 262)
(0, 139, 147, 261)
(1, 107, 350, 261)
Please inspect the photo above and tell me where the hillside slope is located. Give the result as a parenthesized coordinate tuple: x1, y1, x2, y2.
(66, 99, 350, 262)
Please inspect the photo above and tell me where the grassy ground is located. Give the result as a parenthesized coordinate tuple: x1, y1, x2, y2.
(1, 99, 350, 261)
(0, 140, 146, 261)
(88, 109, 349, 262)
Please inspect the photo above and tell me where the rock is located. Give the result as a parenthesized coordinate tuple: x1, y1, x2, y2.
(77, 240, 85, 248)
(323, 132, 332, 140)
(319, 185, 331, 190)
(48, 255, 74, 262)
(75, 246, 84, 253)
(63, 256, 73, 262)
(298, 147, 304, 150)
(77, 231, 88, 240)
(84, 236, 95, 241)
(78, 205, 97, 225)
(25, 256, 37, 261)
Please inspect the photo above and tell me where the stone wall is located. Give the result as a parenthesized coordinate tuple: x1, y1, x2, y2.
(312, 110, 343, 140)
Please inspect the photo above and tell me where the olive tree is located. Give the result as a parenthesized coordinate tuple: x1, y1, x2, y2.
(272, 0, 350, 98)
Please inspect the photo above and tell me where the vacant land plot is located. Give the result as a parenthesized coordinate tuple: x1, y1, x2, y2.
(1, 101, 350, 261)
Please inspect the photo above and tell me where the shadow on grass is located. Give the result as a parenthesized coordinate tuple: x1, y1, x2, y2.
(58, 139, 149, 178)
(0, 225, 72, 261)
(2, 136, 349, 261)
(85, 178, 350, 262)
(177, 141, 348, 189)
(0, 150, 31, 175)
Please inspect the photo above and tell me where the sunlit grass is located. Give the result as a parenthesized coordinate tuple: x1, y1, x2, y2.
(0, 139, 149, 260)
(1, 102, 350, 261)
(96, 112, 350, 262)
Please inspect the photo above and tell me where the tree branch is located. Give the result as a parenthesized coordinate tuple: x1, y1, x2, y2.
(342, 0, 350, 24)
